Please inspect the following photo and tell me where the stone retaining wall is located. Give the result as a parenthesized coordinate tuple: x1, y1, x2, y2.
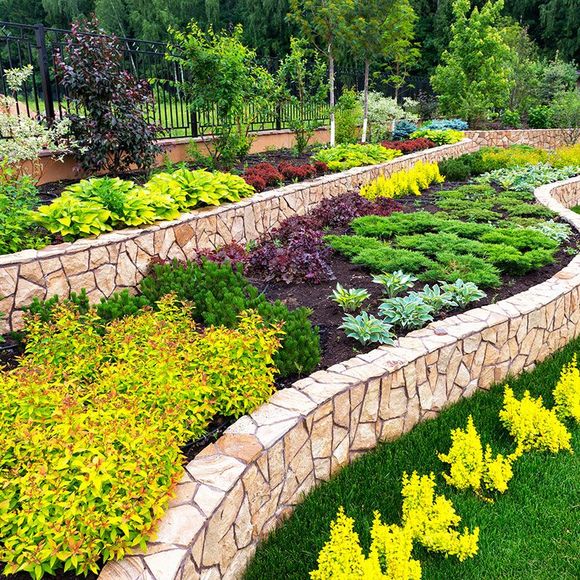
(0, 140, 476, 333)
(100, 175, 580, 580)
(464, 128, 574, 149)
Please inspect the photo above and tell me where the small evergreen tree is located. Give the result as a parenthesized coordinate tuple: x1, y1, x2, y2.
(431, 0, 513, 125)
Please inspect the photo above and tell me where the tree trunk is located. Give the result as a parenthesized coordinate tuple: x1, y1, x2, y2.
(362, 59, 370, 143)
(329, 44, 336, 147)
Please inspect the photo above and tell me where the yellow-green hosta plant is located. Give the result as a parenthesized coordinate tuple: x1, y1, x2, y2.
(0, 296, 281, 577)
(360, 161, 444, 200)
(438, 416, 514, 497)
(499, 387, 572, 455)
(144, 167, 255, 210)
(552, 355, 580, 423)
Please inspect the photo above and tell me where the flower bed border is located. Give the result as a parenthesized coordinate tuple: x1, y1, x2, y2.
(96, 173, 580, 580)
(0, 139, 477, 333)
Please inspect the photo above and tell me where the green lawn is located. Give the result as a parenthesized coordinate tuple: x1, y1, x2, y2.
(244, 340, 580, 580)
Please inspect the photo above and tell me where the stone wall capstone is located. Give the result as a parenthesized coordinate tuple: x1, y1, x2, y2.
(98, 175, 580, 580)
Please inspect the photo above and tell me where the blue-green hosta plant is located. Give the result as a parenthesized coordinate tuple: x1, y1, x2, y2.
(439, 280, 486, 308)
(330, 283, 370, 313)
(378, 295, 434, 331)
(528, 220, 572, 244)
(474, 164, 579, 192)
(409, 284, 457, 313)
(372, 270, 417, 298)
(339, 311, 395, 346)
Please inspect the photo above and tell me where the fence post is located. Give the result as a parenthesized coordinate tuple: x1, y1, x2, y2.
(34, 24, 55, 124)
(275, 102, 282, 131)
(190, 109, 199, 138)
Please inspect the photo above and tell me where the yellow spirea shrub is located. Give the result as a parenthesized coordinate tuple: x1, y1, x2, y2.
(0, 296, 282, 578)
(553, 355, 580, 423)
(548, 144, 580, 168)
(499, 387, 572, 455)
(438, 416, 514, 496)
(360, 161, 444, 200)
(401, 472, 479, 562)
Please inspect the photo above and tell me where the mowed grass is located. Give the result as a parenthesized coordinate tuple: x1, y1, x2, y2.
(244, 339, 580, 580)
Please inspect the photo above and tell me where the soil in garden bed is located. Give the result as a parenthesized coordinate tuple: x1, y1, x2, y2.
(248, 183, 580, 388)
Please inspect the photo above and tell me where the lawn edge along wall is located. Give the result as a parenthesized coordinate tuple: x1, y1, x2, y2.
(0, 138, 476, 333)
(0, 128, 572, 333)
(98, 174, 580, 580)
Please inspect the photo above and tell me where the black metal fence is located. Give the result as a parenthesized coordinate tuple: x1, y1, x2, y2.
(1, 21, 429, 140)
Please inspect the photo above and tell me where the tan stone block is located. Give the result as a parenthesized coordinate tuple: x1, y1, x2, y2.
(333, 391, 350, 429)
(313, 457, 331, 481)
(194, 485, 225, 517)
(351, 422, 377, 451)
(174, 223, 195, 248)
(69, 271, 96, 293)
(202, 481, 244, 567)
(380, 417, 405, 441)
(145, 548, 187, 580)
(186, 455, 245, 492)
(89, 246, 110, 269)
(215, 433, 263, 464)
(20, 261, 44, 285)
(0, 265, 19, 297)
(61, 251, 89, 276)
(44, 270, 69, 299)
(284, 419, 309, 466)
(115, 251, 138, 287)
(153, 504, 205, 546)
(15, 277, 45, 305)
(360, 378, 380, 422)
(311, 413, 333, 459)
(94, 264, 117, 296)
(169, 479, 198, 508)
(383, 387, 408, 419)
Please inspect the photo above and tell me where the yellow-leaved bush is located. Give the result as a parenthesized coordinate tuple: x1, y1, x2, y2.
(311, 472, 478, 579)
(0, 296, 282, 578)
(553, 355, 580, 423)
(360, 161, 444, 200)
(401, 472, 479, 562)
(499, 387, 572, 455)
(438, 416, 514, 497)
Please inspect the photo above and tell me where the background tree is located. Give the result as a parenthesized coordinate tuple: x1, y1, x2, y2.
(351, 0, 419, 143)
(276, 37, 328, 153)
(431, 0, 513, 125)
(289, 0, 353, 147)
(165, 22, 274, 168)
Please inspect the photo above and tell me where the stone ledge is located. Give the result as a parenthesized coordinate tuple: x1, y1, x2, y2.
(99, 174, 580, 579)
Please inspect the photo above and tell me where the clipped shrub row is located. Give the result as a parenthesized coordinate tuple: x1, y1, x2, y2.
(409, 128, 464, 145)
(313, 143, 401, 172)
(241, 160, 328, 192)
(0, 296, 282, 577)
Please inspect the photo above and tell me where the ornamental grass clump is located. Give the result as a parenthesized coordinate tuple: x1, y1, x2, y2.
(0, 296, 282, 577)
(499, 387, 572, 455)
(438, 416, 514, 497)
(360, 161, 444, 200)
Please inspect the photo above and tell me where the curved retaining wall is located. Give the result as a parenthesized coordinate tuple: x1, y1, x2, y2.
(100, 176, 580, 580)
(464, 128, 573, 149)
(0, 140, 476, 333)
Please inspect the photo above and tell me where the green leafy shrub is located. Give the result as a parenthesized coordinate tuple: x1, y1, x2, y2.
(0, 296, 281, 577)
(339, 311, 395, 346)
(378, 294, 434, 330)
(528, 105, 552, 129)
(0, 175, 48, 254)
(352, 212, 446, 239)
(313, 144, 401, 172)
(335, 89, 363, 144)
(425, 252, 502, 287)
(529, 221, 572, 243)
(474, 164, 580, 192)
(438, 156, 472, 181)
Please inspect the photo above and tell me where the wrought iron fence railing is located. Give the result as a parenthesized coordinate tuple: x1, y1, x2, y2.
(0, 20, 429, 141)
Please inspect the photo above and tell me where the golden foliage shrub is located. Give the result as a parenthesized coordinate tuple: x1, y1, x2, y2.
(438, 416, 514, 497)
(553, 355, 580, 423)
(0, 296, 281, 577)
(499, 387, 572, 455)
(360, 161, 444, 200)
